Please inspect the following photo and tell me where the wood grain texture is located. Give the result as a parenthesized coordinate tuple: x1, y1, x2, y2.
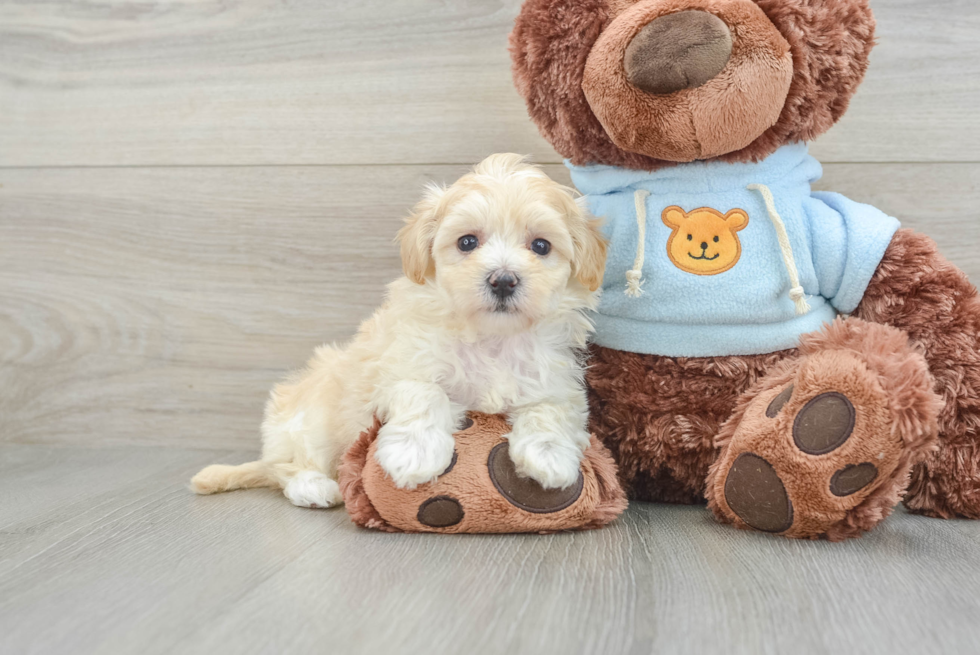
(2, 163, 978, 449)
(1, 0, 978, 167)
(1, 443, 979, 655)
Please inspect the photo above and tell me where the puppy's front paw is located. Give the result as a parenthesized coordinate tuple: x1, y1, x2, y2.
(508, 433, 585, 490)
(375, 422, 455, 490)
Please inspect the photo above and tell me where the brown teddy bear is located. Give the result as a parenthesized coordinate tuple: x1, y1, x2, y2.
(510, 0, 980, 539)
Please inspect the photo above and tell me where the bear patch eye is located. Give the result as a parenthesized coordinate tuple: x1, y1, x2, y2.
(458, 235, 479, 252)
(530, 238, 551, 256)
(713, 236, 720, 243)
(686, 234, 693, 241)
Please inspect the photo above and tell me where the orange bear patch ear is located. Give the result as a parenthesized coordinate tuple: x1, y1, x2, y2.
(662, 206, 687, 228)
(724, 208, 749, 231)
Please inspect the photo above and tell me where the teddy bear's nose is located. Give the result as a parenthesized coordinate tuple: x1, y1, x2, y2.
(624, 10, 733, 96)
(701, 241, 709, 250)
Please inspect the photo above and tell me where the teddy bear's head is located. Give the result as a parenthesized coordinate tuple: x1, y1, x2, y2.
(510, 0, 875, 170)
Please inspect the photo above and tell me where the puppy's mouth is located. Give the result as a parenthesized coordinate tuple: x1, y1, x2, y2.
(491, 299, 520, 314)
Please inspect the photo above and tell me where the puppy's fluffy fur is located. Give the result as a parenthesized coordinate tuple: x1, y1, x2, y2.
(191, 154, 607, 508)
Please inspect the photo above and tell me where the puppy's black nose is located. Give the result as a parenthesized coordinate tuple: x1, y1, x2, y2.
(700, 242, 709, 251)
(488, 271, 520, 299)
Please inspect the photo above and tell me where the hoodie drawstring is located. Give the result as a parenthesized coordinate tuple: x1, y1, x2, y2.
(748, 184, 811, 316)
(625, 189, 651, 298)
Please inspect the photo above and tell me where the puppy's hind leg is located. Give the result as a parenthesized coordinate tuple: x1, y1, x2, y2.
(259, 396, 347, 509)
(191, 460, 343, 508)
(277, 467, 343, 509)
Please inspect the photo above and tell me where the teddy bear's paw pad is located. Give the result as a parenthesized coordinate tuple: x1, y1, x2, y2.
(487, 442, 584, 513)
(417, 495, 464, 528)
(829, 463, 879, 497)
(790, 392, 855, 455)
(723, 453, 793, 533)
(765, 383, 794, 417)
(440, 450, 458, 476)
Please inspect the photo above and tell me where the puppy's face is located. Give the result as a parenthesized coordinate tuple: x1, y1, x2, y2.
(399, 154, 606, 334)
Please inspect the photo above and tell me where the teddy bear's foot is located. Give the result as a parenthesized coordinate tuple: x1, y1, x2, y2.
(706, 318, 941, 541)
(338, 413, 628, 534)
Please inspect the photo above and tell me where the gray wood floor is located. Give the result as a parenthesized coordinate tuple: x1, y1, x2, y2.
(2, 443, 980, 655)
(3, 1, 980, 653)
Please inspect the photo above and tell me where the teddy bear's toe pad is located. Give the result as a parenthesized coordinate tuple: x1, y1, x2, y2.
(723, 453, 793, 533)
(792, 392, 855, 455)
(417, 495, 464, 527)
(488, 442, 584, 513)
(829, 463, 878, 497)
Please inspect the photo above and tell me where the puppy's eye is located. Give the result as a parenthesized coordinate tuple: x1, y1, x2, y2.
(457, 235, 479, 252)
(530, 239, 551, 256)
(713, 236, 719, 243)
(686, 234, 693, 241)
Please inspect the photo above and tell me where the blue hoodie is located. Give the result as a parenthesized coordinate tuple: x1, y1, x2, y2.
(568, 143, 899, 357)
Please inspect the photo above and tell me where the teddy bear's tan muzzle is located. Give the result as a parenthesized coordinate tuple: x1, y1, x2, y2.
(583, 0, 794, 162)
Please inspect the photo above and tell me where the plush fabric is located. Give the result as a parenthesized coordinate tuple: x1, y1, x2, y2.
(585, 233, 980, 536)
(510, 0, 980, 539)
(338, 413, 628, 534)
(511, 0, 875, 169)
(586, 344, 795, 503)
(624, 10, 733, 95)
(569, 143, 899, 356)
(706, 317, 941, 541)
(856, 229, 980, 520)
(583, 0, 793, 162)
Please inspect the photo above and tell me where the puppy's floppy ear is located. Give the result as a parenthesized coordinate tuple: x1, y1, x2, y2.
(565, 193, 608, 292)
(397, 183, 446, 285)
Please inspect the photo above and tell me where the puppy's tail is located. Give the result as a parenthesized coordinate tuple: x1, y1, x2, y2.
(190, 460, 275, 495)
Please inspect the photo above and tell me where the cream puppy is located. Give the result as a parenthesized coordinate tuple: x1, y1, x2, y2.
(191, 154, 607, 508)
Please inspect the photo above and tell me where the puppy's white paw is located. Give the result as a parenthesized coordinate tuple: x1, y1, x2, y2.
(508, 434, 585, 490)
(283, 471, 342, 509)
(375, 421, 455, 490)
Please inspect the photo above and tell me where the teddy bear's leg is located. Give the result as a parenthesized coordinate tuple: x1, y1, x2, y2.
(855, 229, 980, 520)
(705, 317, 942, 540)
(586, 346, 796, 503)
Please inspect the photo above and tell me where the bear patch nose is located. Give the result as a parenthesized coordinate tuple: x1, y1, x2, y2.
(700, 241, 709, 250)
(624, 10, 733, 95)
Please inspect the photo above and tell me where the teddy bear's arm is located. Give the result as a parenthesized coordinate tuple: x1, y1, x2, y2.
(805, 191, 900, 314)
(855, 228, 980, 520)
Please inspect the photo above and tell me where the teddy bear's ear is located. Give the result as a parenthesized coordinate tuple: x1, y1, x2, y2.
(510, 0, 619, 167)
(724, 209, 749, 231)
(753, 0, 876, 144)
(397, 183, 446, 285)
(662, 206, 687, 229)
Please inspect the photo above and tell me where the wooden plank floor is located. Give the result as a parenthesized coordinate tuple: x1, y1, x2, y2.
(3, 1, 980, 653)
(1, 443, 979, 655)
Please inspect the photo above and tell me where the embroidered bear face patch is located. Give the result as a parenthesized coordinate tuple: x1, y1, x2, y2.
(662, 206, 749, 275)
